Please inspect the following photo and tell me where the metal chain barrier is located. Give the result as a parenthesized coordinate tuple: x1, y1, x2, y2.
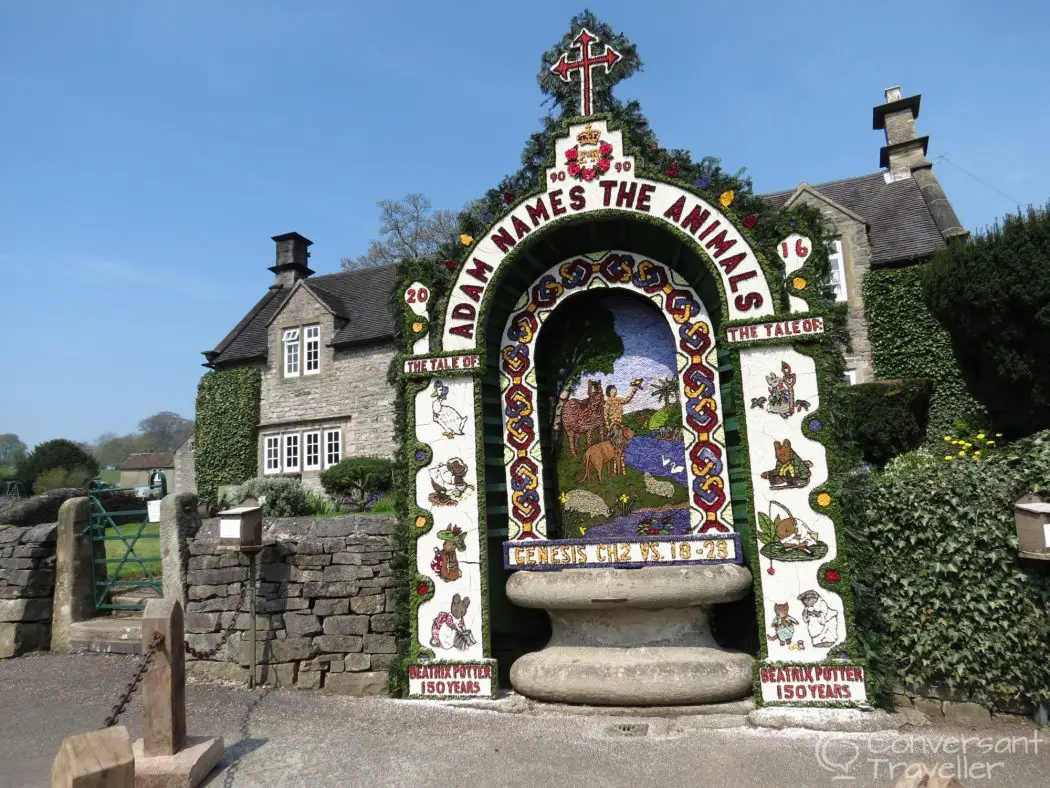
(104, 631, 165, 727)
(185, 580, 251, 661)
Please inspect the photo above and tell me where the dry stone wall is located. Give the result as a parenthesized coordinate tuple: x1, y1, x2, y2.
(0, 522, 57, 658)
(184, 514, 395, 694)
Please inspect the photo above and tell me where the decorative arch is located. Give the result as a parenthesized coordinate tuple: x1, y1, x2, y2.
(440, 119, 783, 352)
(499, 251, 733, 540)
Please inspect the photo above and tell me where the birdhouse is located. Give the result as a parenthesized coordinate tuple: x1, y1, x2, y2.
(217, 505, 263, 553)
(1014, 497, 1050, 560)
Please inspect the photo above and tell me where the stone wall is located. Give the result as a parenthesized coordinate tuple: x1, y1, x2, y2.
(0, 522, 57, 658)
(257, 284, 396, 490)
(184, 513, 395, 694)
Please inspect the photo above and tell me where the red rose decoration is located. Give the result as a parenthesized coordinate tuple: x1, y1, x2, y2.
(599, 142, 613, 156)
(596, 158, 611, 173)
(567, 162, 581, 177)
(413, 378, 423, 385)
(743, 214, 759, 229)
(565, 146, 579, 161)
(444, 259, 457, 271)
(502, 191, 514, 205)
(417, 582, 430, 596)
(825, 570, 842, 583)
(665, 162, 680, 178)
(581, 167, 596, 181)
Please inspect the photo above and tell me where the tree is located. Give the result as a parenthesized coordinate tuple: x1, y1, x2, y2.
(651, 378, 679, 408)
(341, 193, 461, 270)
(138, 411, 194, 453)
(0, 434, 27, 467)
(18, 439, 100, 491)
(922, 204, 1050, 437)
(93, 432, 150, 468)
(537, 293, 624, 443)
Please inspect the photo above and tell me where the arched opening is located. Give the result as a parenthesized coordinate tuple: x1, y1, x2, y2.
(474, 216, 762, 678)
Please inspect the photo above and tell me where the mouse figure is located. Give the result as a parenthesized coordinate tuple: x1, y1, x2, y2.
(429, 593, 477, 650)
(761, 439, 814, 489)
(766, 601, 800, 646)
(797, 589, 841, 648)
(750, 361, 811, 418)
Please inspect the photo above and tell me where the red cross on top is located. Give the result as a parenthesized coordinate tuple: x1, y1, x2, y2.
(550, 28, 623, 117)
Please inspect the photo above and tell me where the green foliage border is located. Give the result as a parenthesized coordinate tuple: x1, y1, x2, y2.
(194, 367, 262, 505)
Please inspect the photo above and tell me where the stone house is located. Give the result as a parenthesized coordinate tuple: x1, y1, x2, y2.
(117, 452, 175, 490)
(203, 85, 964, 483)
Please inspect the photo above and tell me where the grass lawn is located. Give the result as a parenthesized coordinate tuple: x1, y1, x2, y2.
(102, 522, 161, 581)
(98, 470, 121, 485)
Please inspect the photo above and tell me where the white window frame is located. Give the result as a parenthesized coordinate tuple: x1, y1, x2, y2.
(844, 369, 858, 385)
(826, 239, 848, 302)
(284, 433, 300, 472)
(283, 328, 300, 377)
(304, 431, 321, 471)
(324, 428, 342, 469)
(304, 324, 321, 375)
(263, 434, 281, 474)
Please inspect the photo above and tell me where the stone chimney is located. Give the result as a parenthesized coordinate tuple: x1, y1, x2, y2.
(269, 232, 315, 286)
(873, 86, 929, 179)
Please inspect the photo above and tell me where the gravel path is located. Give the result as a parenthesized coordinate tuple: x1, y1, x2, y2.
(2, 653, 1046, 787)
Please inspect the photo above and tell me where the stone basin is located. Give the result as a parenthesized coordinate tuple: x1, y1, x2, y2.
(506, 564, 755, 706)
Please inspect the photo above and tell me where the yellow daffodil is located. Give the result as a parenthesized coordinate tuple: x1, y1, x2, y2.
(986, 440, 995, 446)
(719, 190, 734, 207)
(618, 494, 630, 504)
(943, 436, 952, 442)
(976, 433, 986, 440)
(995, 433, 1003, 437)
(958, 449, 966, 456)
(943, 456, 954, 461)
(559, 492, 568, 505)
(973, 450, 982, 457)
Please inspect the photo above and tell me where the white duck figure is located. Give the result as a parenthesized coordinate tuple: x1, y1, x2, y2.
(431, 380, 468, 439)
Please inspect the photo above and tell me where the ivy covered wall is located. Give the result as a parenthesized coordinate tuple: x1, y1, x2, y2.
(862, 265, 981, 439)
(195, 366, 262, 504)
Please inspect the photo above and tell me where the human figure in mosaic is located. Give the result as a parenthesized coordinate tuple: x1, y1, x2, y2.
(602, 379, 643, 444)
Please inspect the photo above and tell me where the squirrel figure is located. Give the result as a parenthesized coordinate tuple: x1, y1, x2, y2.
(761, 439, 813, 489)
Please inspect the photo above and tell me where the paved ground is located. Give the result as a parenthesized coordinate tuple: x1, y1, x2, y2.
(2, 653, 1048, 788)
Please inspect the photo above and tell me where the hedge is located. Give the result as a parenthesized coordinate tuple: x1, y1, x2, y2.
(835, 379, 931, 467)
(843, 432, 1050, 712)
(922, 205, 1050, 438)
(194, 367, 261, 504)
(862, 265, 981, 441)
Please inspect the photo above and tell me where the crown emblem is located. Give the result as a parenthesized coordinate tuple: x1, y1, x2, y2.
(576, 125, 602, 146)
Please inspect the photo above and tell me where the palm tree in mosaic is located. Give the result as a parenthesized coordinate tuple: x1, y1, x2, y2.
(651, 377, 678, 408)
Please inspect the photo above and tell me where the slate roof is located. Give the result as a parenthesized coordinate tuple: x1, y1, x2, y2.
(760, 171, 947, 265)
(119, 452, 175, 470)
(204, 264, 398, 367)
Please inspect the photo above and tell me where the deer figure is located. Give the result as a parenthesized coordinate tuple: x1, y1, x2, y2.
(560, 380, 605, 456)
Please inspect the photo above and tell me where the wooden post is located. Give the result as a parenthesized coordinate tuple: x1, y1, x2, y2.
(51, 725, 134, 787)
(141, 598, 186, 757)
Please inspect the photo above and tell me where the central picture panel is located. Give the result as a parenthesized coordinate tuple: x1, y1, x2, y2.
(497, 251, 735, 543)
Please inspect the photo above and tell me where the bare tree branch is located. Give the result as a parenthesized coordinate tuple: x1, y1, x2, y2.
(341, 193, 461, 271)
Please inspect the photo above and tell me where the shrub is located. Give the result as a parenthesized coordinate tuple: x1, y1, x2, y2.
(321, 457, 394, 512)
(922, 204, 1050, 438)
(18, 439, 100, 492)
(835, 379, 931, 466)
(238, 477, 308, 518)
(0, 466, 17, 482)
(842, 430, 1050, 712)
(304, 491, 340, 516)
(33, 466, 94, 493)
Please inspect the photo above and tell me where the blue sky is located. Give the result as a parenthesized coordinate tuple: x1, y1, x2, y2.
(2, 1, 1047, 448)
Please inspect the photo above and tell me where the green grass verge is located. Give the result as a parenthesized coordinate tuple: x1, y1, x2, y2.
(102, 522, 161, 581)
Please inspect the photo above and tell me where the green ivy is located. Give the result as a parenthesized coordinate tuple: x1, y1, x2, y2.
(842, 432, 1050, 712)
(862, 266, 982, 440)
(194, 367, 261, 504)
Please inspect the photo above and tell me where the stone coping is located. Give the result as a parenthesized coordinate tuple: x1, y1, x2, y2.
(196, 513, 396, 541)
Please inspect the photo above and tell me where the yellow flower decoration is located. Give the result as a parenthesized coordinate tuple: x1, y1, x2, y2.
(559, 492, 568, 505)
(414, 515, 427, 529)
(411, 321, 424, 333)
(816, 492, 832, 507)
(618, 494, 630, 504)
(792, 277, 807, 291)
(459, 233, 474, 246)
(718, 190, 735, 207)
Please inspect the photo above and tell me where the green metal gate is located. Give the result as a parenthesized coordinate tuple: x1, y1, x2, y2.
(86, 484, 162, 612)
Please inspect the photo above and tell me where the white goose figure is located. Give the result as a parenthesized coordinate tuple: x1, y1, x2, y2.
(431, 380, 468, 439)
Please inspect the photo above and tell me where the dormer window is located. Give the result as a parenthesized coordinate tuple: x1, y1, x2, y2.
(283, 328, 300, 377)
(304, 324, 321, 374)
